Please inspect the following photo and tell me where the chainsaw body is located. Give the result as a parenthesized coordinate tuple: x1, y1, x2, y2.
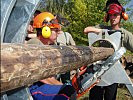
(72, 47, 126, 97)
(72, 30, 127, 98)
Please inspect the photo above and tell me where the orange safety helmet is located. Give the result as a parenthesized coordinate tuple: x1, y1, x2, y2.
(33, 12, 61, 38)
(33, 12, 60, 29)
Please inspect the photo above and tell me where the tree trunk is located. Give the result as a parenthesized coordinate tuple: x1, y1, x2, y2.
(1, 43, 114, 92)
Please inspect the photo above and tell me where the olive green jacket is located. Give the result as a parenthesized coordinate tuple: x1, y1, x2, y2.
(56, 32, 76, 46)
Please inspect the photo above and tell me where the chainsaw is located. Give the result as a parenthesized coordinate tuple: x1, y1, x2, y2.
(72, 30, 124, 98)
(72, 47, 126, 98)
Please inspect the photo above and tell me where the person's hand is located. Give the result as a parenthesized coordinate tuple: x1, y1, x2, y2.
(84, 27, 102, 34)
(40, 77, 63, 85)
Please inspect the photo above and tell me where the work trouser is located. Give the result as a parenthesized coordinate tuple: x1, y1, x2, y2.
(89, 83, 118, 100)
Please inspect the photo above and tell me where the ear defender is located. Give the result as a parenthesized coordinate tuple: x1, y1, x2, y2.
(42, 26, 51, 38)
(122, 12, 128, 21)
(121, 7, 128, 21)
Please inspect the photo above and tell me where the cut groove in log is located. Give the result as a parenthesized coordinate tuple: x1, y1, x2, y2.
(1, 43, 114, 92)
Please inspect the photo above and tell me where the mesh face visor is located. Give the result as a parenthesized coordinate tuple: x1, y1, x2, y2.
(55, 14, 70, 27)
(42, 19, 61, 29)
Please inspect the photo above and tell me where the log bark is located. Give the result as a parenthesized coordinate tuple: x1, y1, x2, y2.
(1, 43, 114, 92)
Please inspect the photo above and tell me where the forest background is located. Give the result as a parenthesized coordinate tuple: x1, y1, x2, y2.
(38, 0, 133, 45)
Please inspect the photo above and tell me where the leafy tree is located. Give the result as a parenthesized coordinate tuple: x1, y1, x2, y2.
(64, 0, 106, 45)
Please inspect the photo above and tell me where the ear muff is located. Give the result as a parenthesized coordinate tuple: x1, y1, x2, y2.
(42, 26, 52, 38)
(104, 13, 109, 22)
(122, 12, 128, 21)
(121, 7, 128, 21)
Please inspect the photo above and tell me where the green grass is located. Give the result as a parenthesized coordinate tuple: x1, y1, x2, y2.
(78, 87, 133, 100)
(125, 50, 133, 56)
(117, 87, 133, 100)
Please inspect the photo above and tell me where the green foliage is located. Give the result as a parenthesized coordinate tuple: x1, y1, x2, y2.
(125, 50, 133, 56)
(119, 0, 130, 5)
(122, 21, 133, 33)
(63, 0, 106, 45)
(40, 0, 132, 46)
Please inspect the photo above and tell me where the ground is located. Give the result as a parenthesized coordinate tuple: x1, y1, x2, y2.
(78, 86, 133, 100)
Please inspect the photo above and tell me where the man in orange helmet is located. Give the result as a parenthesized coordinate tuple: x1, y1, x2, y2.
(84, 1, 133, 100)
(27, 12, 76, 100)
(27, 12, 61, 45)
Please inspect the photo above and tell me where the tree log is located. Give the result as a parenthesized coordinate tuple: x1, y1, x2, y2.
(1, 43, 114, 92)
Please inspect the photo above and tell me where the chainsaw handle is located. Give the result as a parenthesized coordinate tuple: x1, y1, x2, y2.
(79, 68, 87, 76)
(79, 65, 87, 70)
